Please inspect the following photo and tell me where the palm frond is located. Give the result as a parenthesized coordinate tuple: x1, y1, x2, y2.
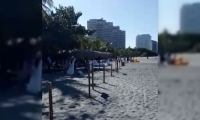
(42, 0, 54, 8)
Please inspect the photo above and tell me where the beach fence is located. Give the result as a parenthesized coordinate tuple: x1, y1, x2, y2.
(86, 59, 120, 97)
(58, 58, 120, 96)
(46, 59, 122, 119)
(116, 59, 121, 73)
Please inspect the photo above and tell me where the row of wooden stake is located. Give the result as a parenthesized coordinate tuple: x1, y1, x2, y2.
(48, 59, 122, 120)
(88, 59, 121, 97)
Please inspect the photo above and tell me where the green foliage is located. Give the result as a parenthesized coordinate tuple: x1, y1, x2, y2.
(129, 48, 157, 57)
(159, 31, 200, 53)
(42, 5, 95, 55)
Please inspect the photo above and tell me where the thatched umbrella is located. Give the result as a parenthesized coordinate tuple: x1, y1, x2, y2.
(48, 50, 70, 61)
(70, 49, 113, 60)
(92, 51, 112, 59)
(70, 49, 93, 59)
(99, 52, 112, 59)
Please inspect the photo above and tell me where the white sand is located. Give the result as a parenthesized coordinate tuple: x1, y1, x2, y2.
(0, 91, 41, 120)
(42, 57, 158, 120)
(158, 54, 200, 120)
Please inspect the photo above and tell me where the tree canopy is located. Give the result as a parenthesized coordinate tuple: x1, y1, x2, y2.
(159, 30, 200, 53)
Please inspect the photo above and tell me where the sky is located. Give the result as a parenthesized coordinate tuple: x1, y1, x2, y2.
(54, 0, 158, 48)
(159, 0, 200, 34)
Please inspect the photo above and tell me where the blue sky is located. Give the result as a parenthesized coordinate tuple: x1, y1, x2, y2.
(159, 0, 200, 34)
(54, 0, 158, 48)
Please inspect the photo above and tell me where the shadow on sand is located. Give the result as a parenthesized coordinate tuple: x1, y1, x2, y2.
(0, 91, 41, 120)
(42, 71, 112, 119)
(104, 82, 117, 87)
(42, 73, 108, 100)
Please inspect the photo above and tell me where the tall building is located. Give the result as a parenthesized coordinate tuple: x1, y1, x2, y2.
(180, 3, 200, 34)
(87, 18, 125, 49)
(151, 40, 158, 53)
(136, 34, 152, 50)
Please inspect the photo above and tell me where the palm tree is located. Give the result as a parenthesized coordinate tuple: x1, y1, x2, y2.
(78, 36, 92, 50)
(42, 0, 53, 12)
(42, 0, 53, 20)
(91, 39, 101, 51)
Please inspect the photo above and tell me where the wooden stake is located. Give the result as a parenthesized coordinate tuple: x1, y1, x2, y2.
(48, 82, 53, 120)
(88, 61, 91, 97)
(91, 62, 94, 89)
(111, 61, 112, 76)
(120, 58, 121, 68)
(103, 65, 105, 83)
(98, 58, 100, 70)
(119, 59, 120, 68)
(117, 59, 118, 73)
(115, 60, 117, 70)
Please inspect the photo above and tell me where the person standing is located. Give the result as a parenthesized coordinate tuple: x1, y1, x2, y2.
(159, 49, 166, 66)
(70, 56, 75, 63)
(47, 55, 52, 73)
(166, 52, 171, 64)
(70, 56, 77, 73)
(26, 51, 42, 94)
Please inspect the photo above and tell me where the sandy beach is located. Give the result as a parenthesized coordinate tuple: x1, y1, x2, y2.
(0, 89, 41, 120)
(158, 54, 200, 120)
(42, 57, 158, 120)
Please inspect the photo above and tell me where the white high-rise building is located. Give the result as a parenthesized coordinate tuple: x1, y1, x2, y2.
(180, 3, 200, 34)
(136, 34, 152, 50)
(87, 18, 125, 49)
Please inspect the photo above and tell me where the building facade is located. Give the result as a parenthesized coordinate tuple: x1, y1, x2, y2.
(151, 40, 158, 53)
(87, 18, 126, 49)
(180, 3, 200, 34)
(136, 34, 152, 50)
